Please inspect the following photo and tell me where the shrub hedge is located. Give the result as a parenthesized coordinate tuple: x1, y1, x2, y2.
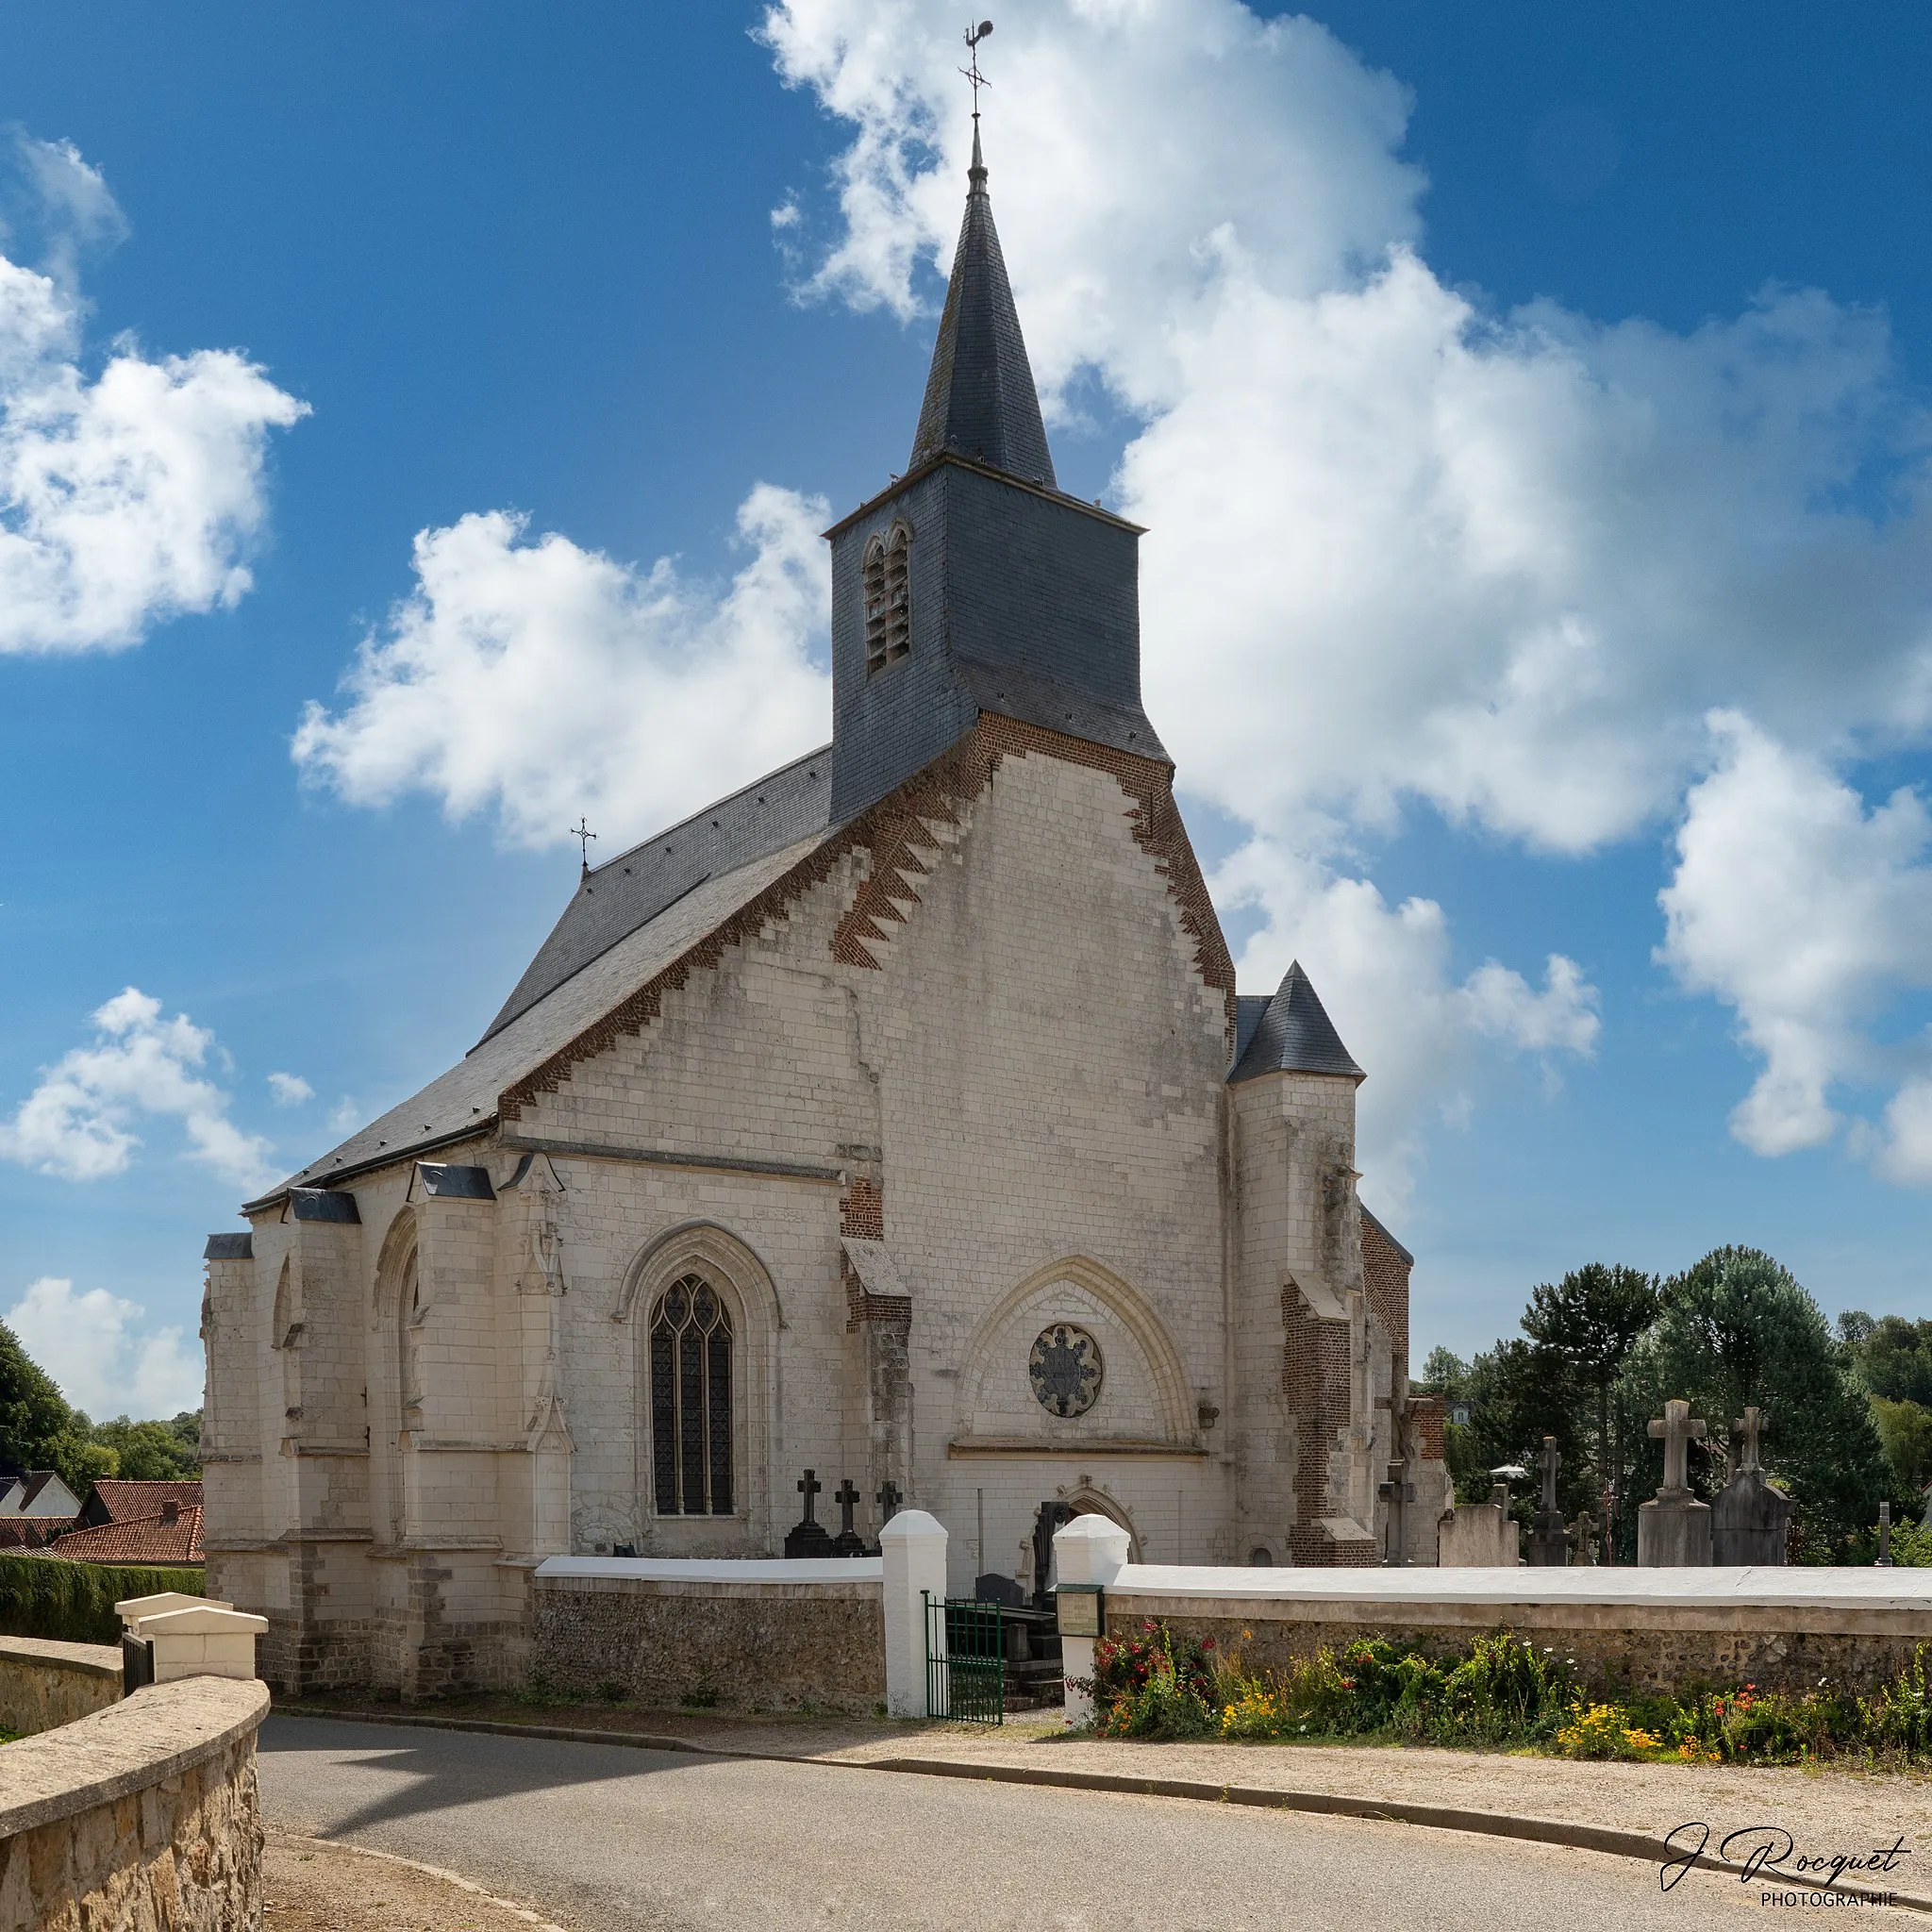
(0, 1552, 206, 1644)
(1092, 1618, 1932, 1767)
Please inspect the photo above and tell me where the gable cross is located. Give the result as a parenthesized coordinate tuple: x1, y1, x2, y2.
(796, 1468, 823, 1524)
(1732, 1405, 1767, 1474)
(834, 1477, 860, 1539)
(1648, 1399, 1707, 1494)
(571, 818, 596, 874)
(1537, 1435, 1561, 1513)
(875, 1479, 903, 1524)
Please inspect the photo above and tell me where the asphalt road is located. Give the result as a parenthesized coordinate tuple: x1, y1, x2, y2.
(258, 1716, 1790, 1931)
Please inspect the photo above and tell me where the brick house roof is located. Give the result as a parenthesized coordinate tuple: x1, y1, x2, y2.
(0, 1515, 73, 1549)
(49, 1504, 203, 1565)
(81, 1477, 204, 1527)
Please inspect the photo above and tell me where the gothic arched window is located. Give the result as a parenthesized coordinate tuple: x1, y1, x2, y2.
(862, 522, 911, 674)
(649, 1274, 734, 1515)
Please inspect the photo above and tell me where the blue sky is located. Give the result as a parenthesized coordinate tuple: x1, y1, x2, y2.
(3, 1, 1931, 1416)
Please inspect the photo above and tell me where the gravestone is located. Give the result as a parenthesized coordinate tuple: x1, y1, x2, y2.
(1878, 1501, 1895, 1568)
(1527, 1436, 1569, 1567)
(1638, 1400, 1711, 1566)
(782, 1467, 835, 1559)
(1437, 1478, 1522, 1567)
(1711, 1406, 1793, 1565)
(1571, 1507, 1598, 1565)
(830, 1477, 869, 1557)
(875, 1479, 903, 1525)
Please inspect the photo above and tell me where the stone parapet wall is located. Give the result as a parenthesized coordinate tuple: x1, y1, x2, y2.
(0, 1636, 123, 1738)
(0, 1675, 268, 1931)
(1111, 1589, 1932, 1696)
(534, 1573, 884, 1709)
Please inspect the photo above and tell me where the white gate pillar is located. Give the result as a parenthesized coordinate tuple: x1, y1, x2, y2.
(879, 1509, 947, 1718)
(1054, 1514, 1131, 1727)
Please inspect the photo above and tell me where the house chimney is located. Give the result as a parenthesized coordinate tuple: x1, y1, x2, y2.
(161, 1500, 180, 1524)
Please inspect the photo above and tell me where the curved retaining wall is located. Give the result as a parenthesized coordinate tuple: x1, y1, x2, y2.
(0, 1676, 268, 1931)
(0, 1637, 123, 1739)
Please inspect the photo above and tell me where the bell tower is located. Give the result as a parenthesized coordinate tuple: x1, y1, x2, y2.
(825, 123, 1164, 824)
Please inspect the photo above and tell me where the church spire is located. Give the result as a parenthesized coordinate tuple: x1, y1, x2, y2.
(908, 119, 1058, 490)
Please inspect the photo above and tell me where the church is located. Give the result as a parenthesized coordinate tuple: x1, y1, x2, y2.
(200, 125, 1449, 1696)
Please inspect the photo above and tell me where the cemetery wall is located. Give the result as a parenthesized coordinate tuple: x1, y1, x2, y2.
(1113, 1592, 1932, 1695)
(533, 1572, 885, 1709)
(0, 1675, 267, 1932)
(0, 1634, 123, 1737)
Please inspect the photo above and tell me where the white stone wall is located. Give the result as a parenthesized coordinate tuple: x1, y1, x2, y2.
(209, 732, 1418, 1687)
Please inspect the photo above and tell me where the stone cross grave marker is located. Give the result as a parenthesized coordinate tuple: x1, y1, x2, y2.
(830, 1476, 868, 1557)
(1538, 1437, 1561, 1513)
(1528, 1436, 1569, 1566)
(1572, 1507, 1598, 1565)
(875, 1479, 903, 1523)
(1733, 1406, 1766, 1474)
(783, 1467, 836, 1559)
(1648, 1399, 1707, 1496)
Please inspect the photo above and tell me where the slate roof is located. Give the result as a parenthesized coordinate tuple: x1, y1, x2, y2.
(1358, 1204, 1414, 1268)
(0, 1471, 78, 1516)
(1229, 961, 1365, 1083)
(50, 1504, 203, 1566)
(253, 824, 842, 1204)
(908, 126, 1057, 490)
(483, 746, 834, 1043)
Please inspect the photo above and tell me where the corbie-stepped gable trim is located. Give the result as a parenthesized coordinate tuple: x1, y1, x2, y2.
(503, 715, 1238, 1119)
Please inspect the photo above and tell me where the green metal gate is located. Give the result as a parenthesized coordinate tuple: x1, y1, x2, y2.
(923, 1591, 1005, 1724)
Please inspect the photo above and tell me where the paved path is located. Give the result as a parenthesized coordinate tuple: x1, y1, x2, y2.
(259, 1715, 1787, 1930)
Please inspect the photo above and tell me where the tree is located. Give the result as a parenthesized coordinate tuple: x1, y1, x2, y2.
(1625, 1247, 1887, 1560)
(1417, 1347, 1471, 1398)
(1842, 1314, 1932, 1406)
(1465, 1340, 1589, 1520)
(1521, 1264, 1659, 1519)
(91, 1413, 201, 1481)
(1871, 1397, 1932, 1503)
(0, 1320, 78, 1473)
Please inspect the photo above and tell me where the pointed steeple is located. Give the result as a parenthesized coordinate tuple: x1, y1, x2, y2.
(1229, 962, 1365, 1083)
(909, 125, 1058, 489)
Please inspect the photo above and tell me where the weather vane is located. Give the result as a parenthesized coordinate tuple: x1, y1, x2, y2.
(571, 818, 596, 873)
(960, 19, 992, 121)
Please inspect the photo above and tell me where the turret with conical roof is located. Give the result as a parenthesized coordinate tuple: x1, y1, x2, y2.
(825, 123, 1161, 824)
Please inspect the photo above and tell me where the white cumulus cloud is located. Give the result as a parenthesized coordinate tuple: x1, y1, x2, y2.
(293, 487, 831, 850)
(763, 0, 1932, 1185)
(1216, 837, 1598, 1203)
(266, 1071, 313, 1107)
(1657, 712, 1932, 1163)
(0, 987, 276, 1192)
(0, 134, 306, 655)
(5, 1275, 203, 1420)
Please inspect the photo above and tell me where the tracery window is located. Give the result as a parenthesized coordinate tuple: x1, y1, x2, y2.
(862, 522, 911, 673)
(649, 1274, 734, 1515)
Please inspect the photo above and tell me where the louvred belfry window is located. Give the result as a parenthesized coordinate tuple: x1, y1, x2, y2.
(863, 523, 912, 673)
(649, 1274, 733, 1515)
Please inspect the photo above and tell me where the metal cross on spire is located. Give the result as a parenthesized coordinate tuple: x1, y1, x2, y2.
(960, 19, 993, 122)
(571, 818, 596, 874)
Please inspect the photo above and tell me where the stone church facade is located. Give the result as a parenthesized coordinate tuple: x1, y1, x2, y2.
(201, 130, 1448, 1696)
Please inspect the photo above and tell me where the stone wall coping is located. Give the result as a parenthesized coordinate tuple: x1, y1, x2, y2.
(130, 1605, 269, 1637)
(117, 1590, 232, 1625)
(535, 1556, 884, 1585)
(0, 1675, 268, 1839)
(1110, 1562, 1932, 1611)
(0, 1634, 123, 1681)
(1119, 1594, 1932, 1638)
